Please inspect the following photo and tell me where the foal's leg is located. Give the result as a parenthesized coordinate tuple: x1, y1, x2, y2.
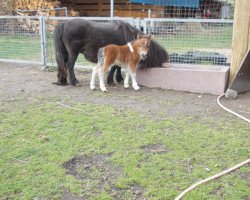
(128, 65, 140, 91)
(98, 67, 108, 92)
(124, 69, 130, 88)
(90, 66, 98, 90)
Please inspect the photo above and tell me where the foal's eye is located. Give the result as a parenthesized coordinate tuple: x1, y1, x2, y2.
(139, 44, 142, 48)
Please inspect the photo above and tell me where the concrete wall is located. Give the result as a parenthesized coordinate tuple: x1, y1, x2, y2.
(137, 64, 229, 95)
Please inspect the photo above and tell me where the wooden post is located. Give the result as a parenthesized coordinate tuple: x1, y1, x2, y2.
(230, 0, 250, 83)
(98, 0, 102, 16)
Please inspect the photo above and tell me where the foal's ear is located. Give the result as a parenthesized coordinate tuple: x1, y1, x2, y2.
(137, 32, 142, 39)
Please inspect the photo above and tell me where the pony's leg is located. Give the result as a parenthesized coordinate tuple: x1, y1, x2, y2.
(90, 66, 98, 90)
(115, 67, 123, 83)
(128, 66, 140, 91)
(56, 58, 68, 85)
(107, 66, 117, 85)
(124, 69, 129, 88)
(98, 67, 107, 92)
(67, 53, 80, 86)
(107, 66, 124, 85)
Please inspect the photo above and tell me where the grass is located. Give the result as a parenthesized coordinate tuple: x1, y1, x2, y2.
(156, 33, 232, 53)
(0, 97, 249, 200)
(0, 34, 41, 61)
(0, 25, 232, 65)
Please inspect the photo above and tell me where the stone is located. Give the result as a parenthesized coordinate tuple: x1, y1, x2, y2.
(225, 89, 238, 99)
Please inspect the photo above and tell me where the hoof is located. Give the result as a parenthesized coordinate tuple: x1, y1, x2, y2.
(116, 77, 124, 83)
(101, 88, 108, 92)
(74, 82, 82, 87)
(53, 81, 68, 86)
(90, 85, 95, 90)
(133, 85, 140, 91)
(108, 82, 116, 86)
(124, 84, 129, 89)
(107, 78, 115, 85)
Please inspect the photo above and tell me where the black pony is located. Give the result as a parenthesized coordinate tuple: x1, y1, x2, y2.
(54, 18, 169, 86)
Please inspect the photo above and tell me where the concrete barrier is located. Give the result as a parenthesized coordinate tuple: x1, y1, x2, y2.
(136, 64, 230, 95)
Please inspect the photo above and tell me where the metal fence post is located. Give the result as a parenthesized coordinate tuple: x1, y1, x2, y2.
(110, 0, 114, 18)
(142, 19, 147, 34)
(135, 18, 141, 30)
(39, 16, 48, 70)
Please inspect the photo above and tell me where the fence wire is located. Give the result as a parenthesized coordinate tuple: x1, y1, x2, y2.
(0, 16, 233, 67)
(0, 16, 42, 64)
(144, 18, 233, 65)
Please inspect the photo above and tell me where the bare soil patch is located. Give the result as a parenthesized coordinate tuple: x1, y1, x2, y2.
(1, 62, 249, 121)
(63, 154, 146, 200)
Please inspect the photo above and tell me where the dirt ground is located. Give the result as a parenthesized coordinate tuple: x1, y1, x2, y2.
(0, 62, 249, 121)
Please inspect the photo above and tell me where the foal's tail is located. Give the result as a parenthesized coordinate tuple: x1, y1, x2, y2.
(54, 23, 68, 85)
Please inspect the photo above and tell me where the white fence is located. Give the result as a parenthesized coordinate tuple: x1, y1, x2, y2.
(0, 16, 233, 68)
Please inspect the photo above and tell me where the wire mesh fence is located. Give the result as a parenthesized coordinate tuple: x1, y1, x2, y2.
(0, 16, 42, 64)
(143, 18, 233, 65)
(0, 16, 233, 67)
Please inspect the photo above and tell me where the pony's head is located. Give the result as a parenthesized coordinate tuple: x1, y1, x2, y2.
(135, 33, 152, 61)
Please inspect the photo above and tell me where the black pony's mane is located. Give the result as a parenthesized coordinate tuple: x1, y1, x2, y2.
(113, 20, 169, 68)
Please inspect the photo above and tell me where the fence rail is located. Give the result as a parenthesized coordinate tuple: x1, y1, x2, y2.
(0, 16, 233, 68)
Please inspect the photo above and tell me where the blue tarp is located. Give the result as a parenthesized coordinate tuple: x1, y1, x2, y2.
(130, 0, 199, 8)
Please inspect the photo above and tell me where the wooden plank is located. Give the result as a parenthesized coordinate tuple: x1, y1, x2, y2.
(114, 10, 148, 18)
(76, 0, 164, 17)
(80, 10, 110, 16)
(230, 0, 250, 83)
(77, 4, 161, 11)
(98, 0, 102, 12)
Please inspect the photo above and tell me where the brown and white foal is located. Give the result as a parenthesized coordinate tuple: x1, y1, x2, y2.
(90, 33, 151, 92)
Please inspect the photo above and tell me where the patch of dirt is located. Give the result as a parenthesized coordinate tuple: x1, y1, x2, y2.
(1, 62, 249, 121)
(63, 154, 112, 181)
(63, 154, 146, 199)
(238, 171, 250, 186)
(142, 143, 171, 154)
(62, 190, 85, 200)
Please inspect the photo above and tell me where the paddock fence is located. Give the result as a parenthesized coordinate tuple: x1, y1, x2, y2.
(0, 16, 233, 68)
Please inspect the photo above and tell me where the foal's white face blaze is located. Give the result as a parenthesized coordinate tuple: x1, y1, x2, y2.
(137, 33, 151, 61)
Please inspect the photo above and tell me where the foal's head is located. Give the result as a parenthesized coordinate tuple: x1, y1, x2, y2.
(134, 33, 152, 61)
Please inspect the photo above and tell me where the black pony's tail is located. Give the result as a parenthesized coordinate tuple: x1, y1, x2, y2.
(54, 23, 68, 85)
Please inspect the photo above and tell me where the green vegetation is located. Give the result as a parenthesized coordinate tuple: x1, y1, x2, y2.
(155, 26, 233, 53)
(0, 34, 41, 60)
(0, 98, 249, 200)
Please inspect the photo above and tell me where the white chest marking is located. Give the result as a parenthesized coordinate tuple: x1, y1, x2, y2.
(127, 42, 134, 52)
